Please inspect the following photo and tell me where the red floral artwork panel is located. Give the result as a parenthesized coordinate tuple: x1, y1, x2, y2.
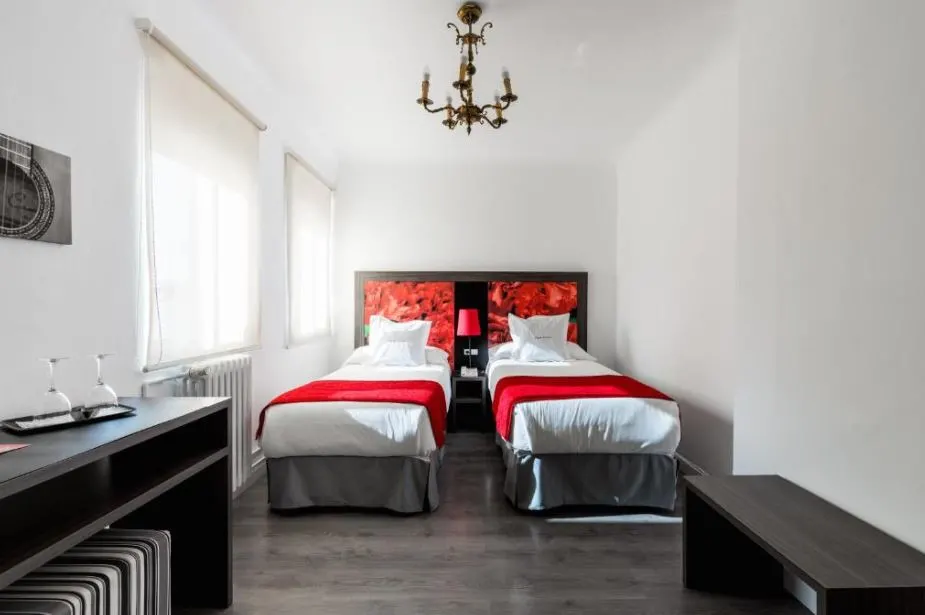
(363, 281, 455, 367)
(487, 281, 579, 346)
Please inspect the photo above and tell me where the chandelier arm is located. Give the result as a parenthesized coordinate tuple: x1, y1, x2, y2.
(422, 100, 454, 115)
(447, 22, 461, 42)
(480, 113, 503, 129)
(479, 22, 493, 43)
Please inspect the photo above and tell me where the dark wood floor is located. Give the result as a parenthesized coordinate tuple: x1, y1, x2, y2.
(224, 434, 807, 615)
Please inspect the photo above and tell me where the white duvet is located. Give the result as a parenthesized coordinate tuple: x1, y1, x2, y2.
(260, 363, 452, 459)
(488, 359, 681, 455)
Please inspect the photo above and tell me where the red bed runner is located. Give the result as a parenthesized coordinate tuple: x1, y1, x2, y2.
(256, 379, 447, 446)
(492, 375, 674, 441)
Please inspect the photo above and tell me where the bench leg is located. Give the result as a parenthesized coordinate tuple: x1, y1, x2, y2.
(821, 588, 925, 615)
(683, 485, 785, 597)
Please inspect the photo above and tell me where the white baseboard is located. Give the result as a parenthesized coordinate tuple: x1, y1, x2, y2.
(252, 450, 265, 469)
(233, 454, 266, 499)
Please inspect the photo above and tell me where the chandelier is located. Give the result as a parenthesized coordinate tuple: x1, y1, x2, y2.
(416, 2, 518, 135)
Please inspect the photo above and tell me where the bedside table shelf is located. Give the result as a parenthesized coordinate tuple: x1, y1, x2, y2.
(450, 374, 491, 433)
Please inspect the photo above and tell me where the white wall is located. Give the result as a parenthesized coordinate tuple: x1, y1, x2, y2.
(736, 0, 925, 554)
(0, 0, 336, 427)
(614, 7, 737, 474)
(332, 161, 618, 366)
(0, 0, 148, 418)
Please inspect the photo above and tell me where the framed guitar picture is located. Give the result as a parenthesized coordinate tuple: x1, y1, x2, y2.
(0, 131, 72, 245)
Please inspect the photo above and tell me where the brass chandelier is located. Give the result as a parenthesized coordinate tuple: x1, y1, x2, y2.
(416, 2, 518, 134)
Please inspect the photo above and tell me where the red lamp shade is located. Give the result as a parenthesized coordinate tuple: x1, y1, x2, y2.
(456, 309, 481, 337)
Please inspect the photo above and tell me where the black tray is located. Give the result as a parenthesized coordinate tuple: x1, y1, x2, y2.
(1, 404, 137, 434)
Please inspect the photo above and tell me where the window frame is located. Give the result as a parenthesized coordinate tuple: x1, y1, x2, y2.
(284, 150, 335, 348)
(139, 26, 265, 372)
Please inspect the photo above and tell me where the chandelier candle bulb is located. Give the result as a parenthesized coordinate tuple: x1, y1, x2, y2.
(502, 69, 513, 96)
(459, 56, 467, 82)
(494, 96, 503, 120)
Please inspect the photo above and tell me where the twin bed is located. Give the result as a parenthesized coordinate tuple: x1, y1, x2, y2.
(258, 358, 451, 513)
(258, 271, 681, 514)
(488, 356, 680, 510)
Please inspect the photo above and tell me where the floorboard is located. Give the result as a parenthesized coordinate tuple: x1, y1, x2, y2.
(210, 434, 808, 614)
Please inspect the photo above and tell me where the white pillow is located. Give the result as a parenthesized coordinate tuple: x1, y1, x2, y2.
(368, 316, 431, 366)
(370, 339, 420, 366)
(489, 340, 596, 363)
(566, 342, 597, 362)
(344, 344, 447, 367)
(425, 346, 450, 367)
(367, 315, 389, 347)
(489, 342, 516, 362)
(508, 313, 569, 362)
(368, 315, 420, 347)
(343, 345, 372, 366)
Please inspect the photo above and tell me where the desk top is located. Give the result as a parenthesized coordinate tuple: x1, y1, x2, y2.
(686, 475, 925, 590)
(0, 397, 229, 499)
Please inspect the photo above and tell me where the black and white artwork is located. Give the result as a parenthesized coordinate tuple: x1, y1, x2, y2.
(0, 131, 72, 245)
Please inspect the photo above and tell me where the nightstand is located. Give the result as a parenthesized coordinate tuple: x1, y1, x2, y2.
(450, 373, 490, 432)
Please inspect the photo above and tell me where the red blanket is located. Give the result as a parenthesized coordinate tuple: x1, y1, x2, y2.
(492, 375, 674, 441)
(256, 379, 447, 447)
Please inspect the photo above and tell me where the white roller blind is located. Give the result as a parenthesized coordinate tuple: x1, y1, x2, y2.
(286, 154, 333, 344)
(143, 37, 261, 369)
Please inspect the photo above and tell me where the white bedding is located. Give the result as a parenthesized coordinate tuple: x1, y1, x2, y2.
(487, 359, 681, 455)
(260, 363, 452, 458)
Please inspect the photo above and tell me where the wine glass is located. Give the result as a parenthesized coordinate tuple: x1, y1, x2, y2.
(86, 353, 118, 411)
(40, 357, 72, 414)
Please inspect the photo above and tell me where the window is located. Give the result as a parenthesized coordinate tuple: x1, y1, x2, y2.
(285, 153, 333, 344)
(142, 35, 262, 370)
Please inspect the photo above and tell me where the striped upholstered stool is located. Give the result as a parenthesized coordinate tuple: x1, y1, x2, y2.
(0, 529, 171, 615)
(0, 598, 81, 615)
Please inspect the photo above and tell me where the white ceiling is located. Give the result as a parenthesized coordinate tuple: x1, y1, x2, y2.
(194, 0, 736, 162)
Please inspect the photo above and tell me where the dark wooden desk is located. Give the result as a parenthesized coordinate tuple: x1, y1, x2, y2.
(684, 475, 925, 614)
(0, 397, 232, 609)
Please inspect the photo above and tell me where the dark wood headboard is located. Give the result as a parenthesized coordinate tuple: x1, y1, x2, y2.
(355, 271, 588, 371)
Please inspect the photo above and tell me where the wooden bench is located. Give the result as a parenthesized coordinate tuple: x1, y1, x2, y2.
(684, 475, 925, 615)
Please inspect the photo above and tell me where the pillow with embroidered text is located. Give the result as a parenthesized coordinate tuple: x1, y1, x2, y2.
(508, 313, 569, 362)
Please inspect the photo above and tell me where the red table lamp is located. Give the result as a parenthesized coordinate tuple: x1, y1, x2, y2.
(457, 308, 482, 371)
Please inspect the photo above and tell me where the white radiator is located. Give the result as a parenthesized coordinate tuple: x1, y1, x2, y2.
(142, 354, 254, 494)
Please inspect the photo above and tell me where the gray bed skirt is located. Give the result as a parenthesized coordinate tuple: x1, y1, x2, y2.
(267, 449, 442, 513)
(498, 436, 678, 511)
